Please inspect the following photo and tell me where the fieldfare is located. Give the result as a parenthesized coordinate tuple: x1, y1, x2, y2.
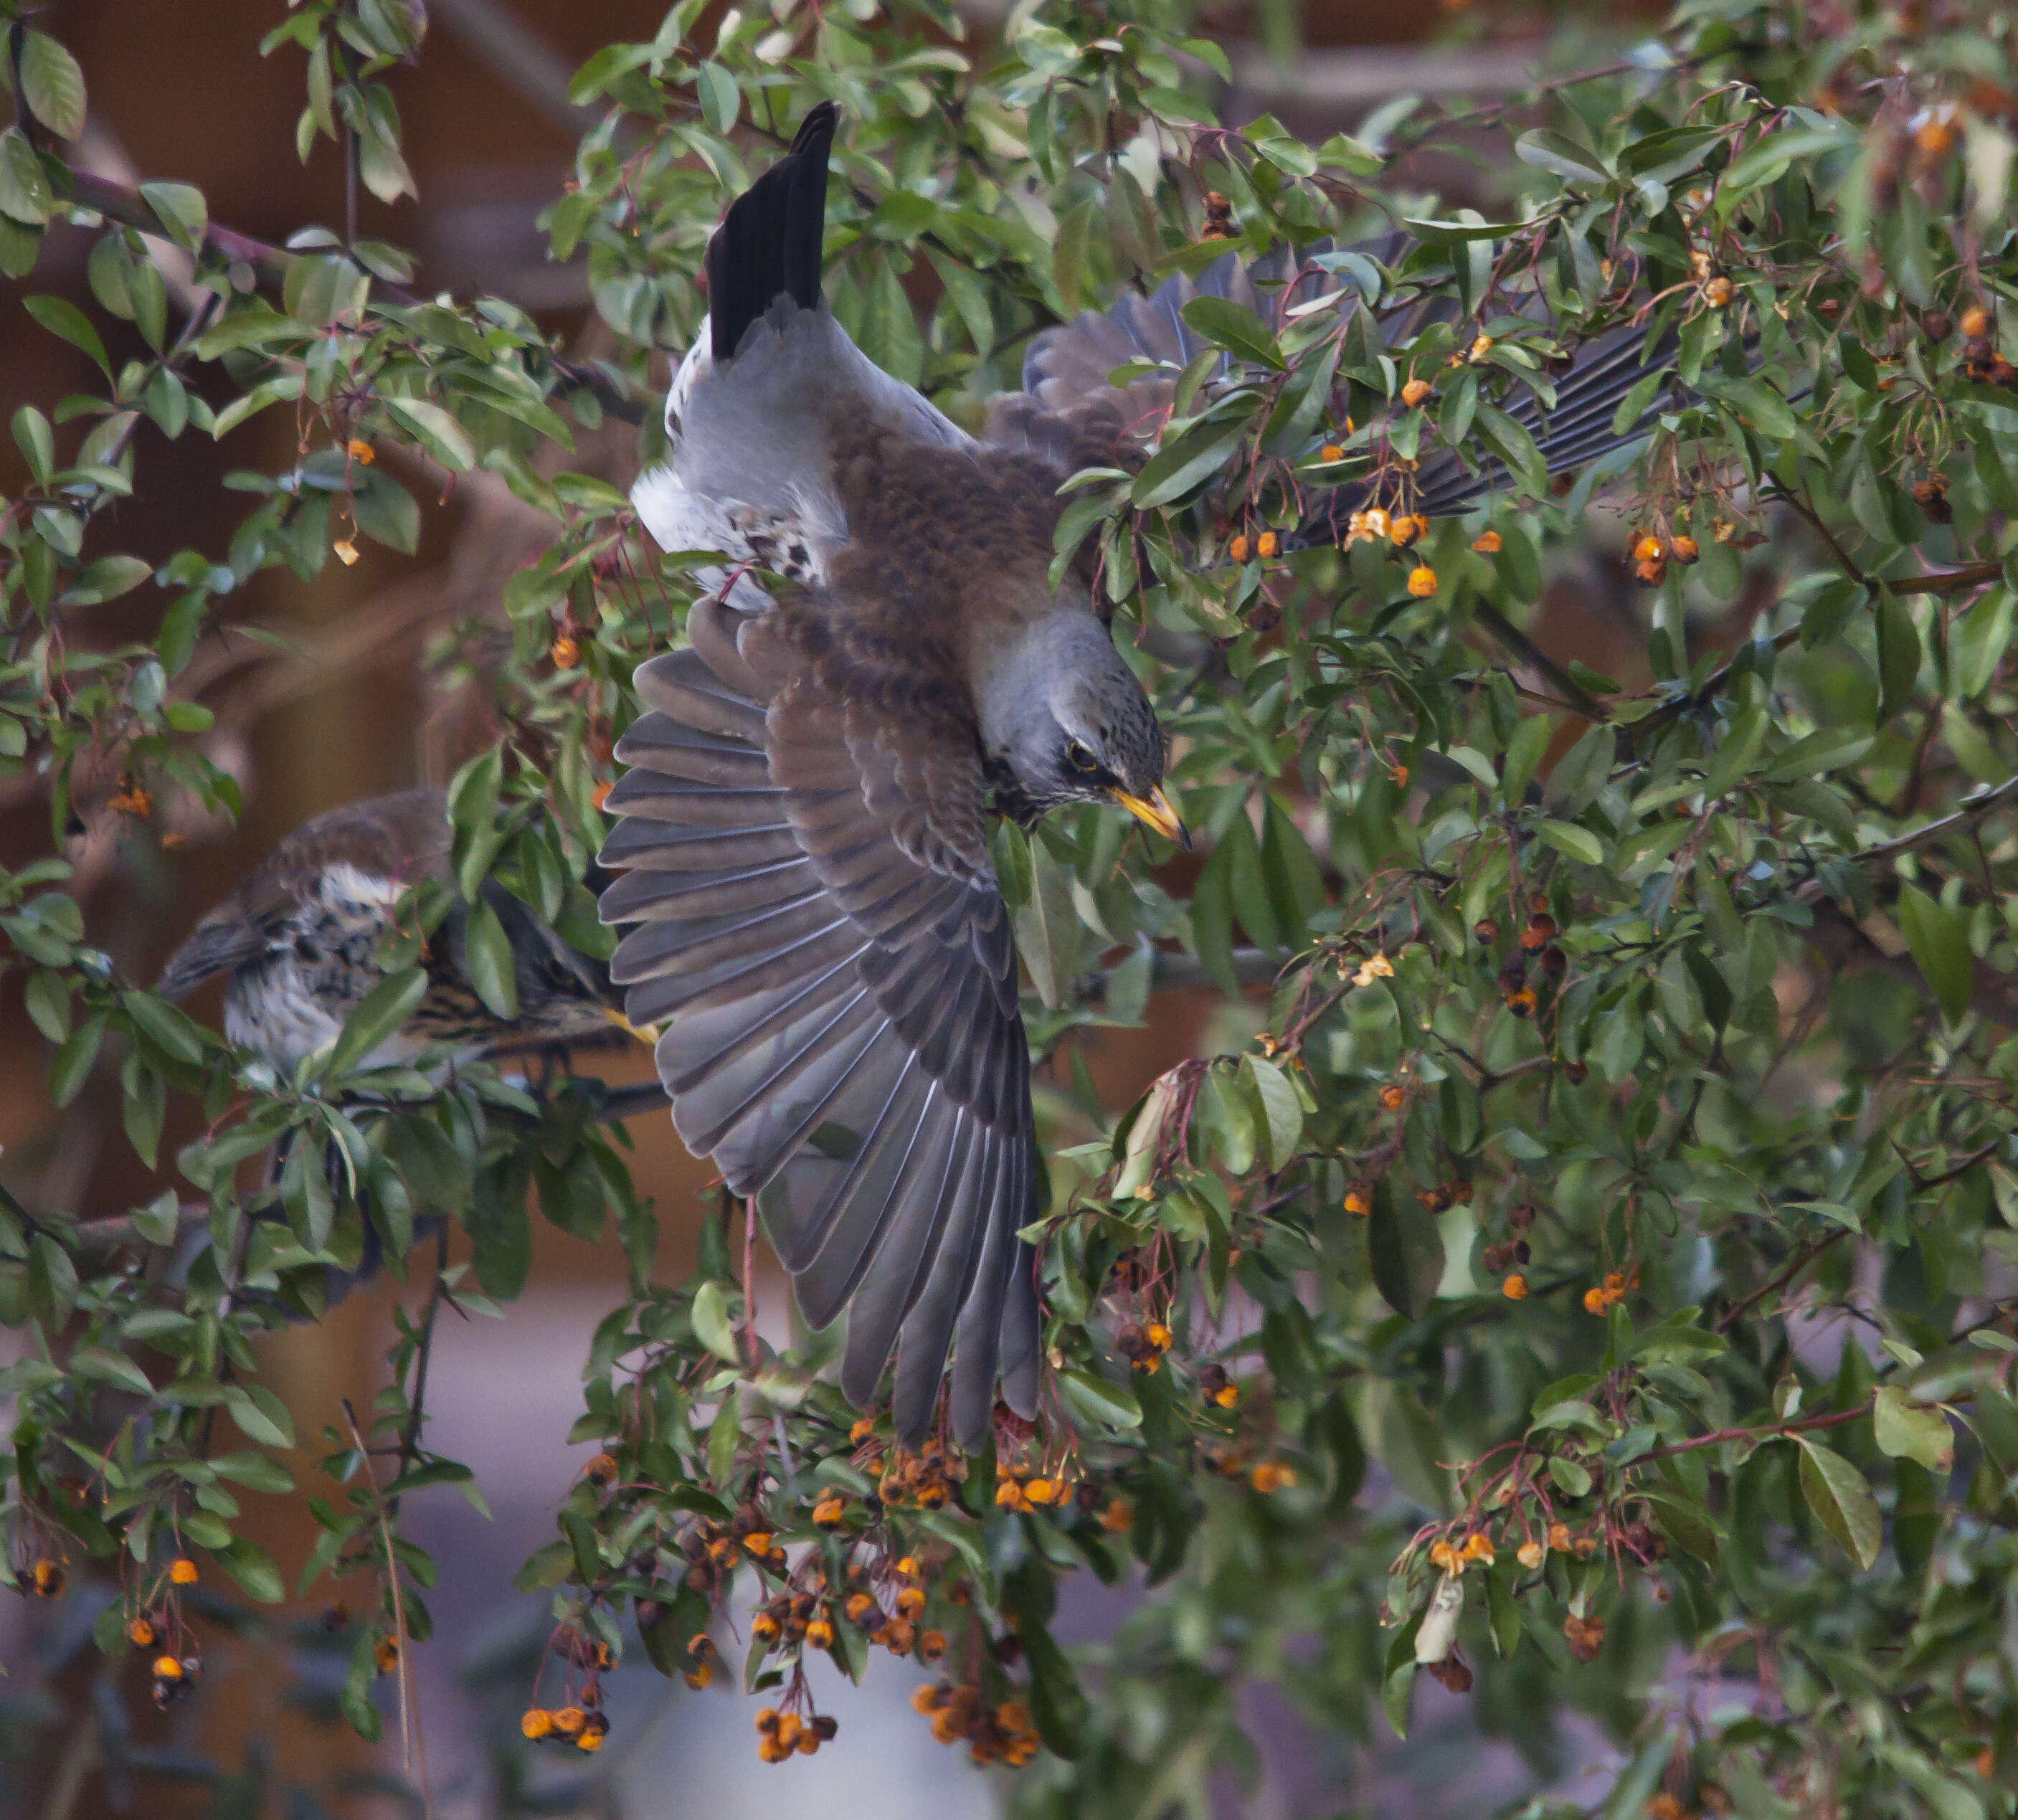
(158, 787, 624, 1071)
(602, 104, 1664, 1444)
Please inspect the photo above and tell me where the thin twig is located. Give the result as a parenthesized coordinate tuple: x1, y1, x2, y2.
(340, 1399, 435, 1819)
(1635, 1400, 1866, 1464)
(1714, 1226, 1853, 1333)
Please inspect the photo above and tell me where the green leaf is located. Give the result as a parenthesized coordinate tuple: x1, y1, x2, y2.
(1239, 1055, 1303, 1172)
(1513, 129, 1608, 185)
(224, 1383, 295, 1449)
(321, 967, 427, 1078)
(138, 181, 209, 255)
(122, 990, 206, 1065)
(460, 896, 519, 1022)
(691, 1280, 742, 1366)
(69, 1345, 154, 1398)
(1873, 1385, 1954, 1473)
(1874, 588, 1921, 725)
(11, 405, 53, 484)
(24, 295, 110, 381)
(59, 555, 153, 608)
(1178, 295, 1284, 370)
(213, 1536, 285, 1603)
(1015, 838, 1081, 1010)
(18, 33, 87, 141)
(1794, 1436, 1880, 1570)
(1533, 818, 1603, 866)
(383, 397, 475, 473)
(1895, 884, 1972, 1025)
(1056, 1366, 1142, 1431)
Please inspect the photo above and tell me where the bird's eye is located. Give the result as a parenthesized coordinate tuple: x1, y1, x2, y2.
(1066, 741, 1099, 773)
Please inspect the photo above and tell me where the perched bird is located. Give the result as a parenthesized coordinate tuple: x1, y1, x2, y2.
(158, 788, 625, 1071)
(603, 104, 1665, 1444)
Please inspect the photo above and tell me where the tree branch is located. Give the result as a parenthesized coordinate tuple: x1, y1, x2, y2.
(51, 163, 642, 422)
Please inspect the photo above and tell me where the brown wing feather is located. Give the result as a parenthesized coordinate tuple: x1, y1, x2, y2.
(600, 597, 1039, 1445)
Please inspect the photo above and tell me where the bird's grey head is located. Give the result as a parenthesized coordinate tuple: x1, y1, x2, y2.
(976, 615, 1187, 846)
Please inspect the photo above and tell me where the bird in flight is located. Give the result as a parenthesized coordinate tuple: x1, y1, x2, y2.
(600, 103, 1666, 1446)
(158, 788, 627, 1072)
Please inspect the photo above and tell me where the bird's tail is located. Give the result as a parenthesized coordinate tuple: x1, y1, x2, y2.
(707, 101, 839, 364)
(156, 915, 265, 1002)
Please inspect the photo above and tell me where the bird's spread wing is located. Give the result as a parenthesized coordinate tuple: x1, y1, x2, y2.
(632, 102, 970, 596)
(989, 238, 1674, 541)
(598, 597, 1041, 1445)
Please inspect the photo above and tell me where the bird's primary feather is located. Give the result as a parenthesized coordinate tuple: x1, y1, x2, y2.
(602, 599, 1041, 1444)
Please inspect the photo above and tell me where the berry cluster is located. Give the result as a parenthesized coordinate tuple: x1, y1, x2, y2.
(1115, 1319, 1172, 1374)
(1583, 1267, 1641, 1314)
(910, 1682, 1041, 1767)
(1479, 897, 1568, 1021)
(754, 1705, 838, 1763)
(521, 1702, 610, 1752)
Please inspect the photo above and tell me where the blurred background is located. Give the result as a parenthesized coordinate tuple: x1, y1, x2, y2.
(0, 1, 1691, 1816)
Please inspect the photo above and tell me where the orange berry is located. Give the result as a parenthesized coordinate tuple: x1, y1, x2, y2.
(1502, 1274, 1529, 1300)
(1401, 377, 1432, 407)
(1583, 1287, 1608, 1314)
(584, 1452, 618, 1487)
(1633, 534, 1665, 564)
(1407, 564, 1437, 598)
(1378, 1084, 1406, 1112)
(1318, 442, 1345, 461)
(1669, 534, 1699, 563)
(32, 1559, 66, 1597)
(553, 1707, 587, 1737)
(1468, 334, 1495, 361)
(1517, 1540, 1545, 1569)
(551, 635, 581, 670)
(1547, 1522, 1571, 1550)
(346, 438, 375, 465)
(1228, 534, 1251, 562)
(1913, 120, 1955, 158)
(1256, 530, 1279, 559)
(153, 1655, 184, 1682)
(1343, 1182, 1372, 1216)
(522, 1708, 554, 1740)
(805, 1618, 835, 1649)
(374, 1636, 399, 1674)
(1702, 276, 1733, 307)
(332, 537, 360, 567)
(1471, 529, 1502, 553)
(576, 1728, 606, 1753)
(127, 1617, 156, 1647)
(1099, 1497, 1132, 1532)
(1960, 304, 1991, 338)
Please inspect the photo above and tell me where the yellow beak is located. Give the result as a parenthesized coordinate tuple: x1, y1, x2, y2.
(1109, 785, 1190, 850)
(605, 1006, 658, 1046)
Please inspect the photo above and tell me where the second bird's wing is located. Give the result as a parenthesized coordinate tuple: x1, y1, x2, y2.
(597, 597, 1040, 1446)
(989, 236, 1672, 541)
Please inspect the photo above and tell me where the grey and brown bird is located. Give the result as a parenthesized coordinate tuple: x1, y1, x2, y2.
(601, 104, 1665, 1444)
(158, 788, 626, 1072)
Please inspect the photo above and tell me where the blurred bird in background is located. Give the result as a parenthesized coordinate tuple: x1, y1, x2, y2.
(598, 103, 1667, 1444)
(158, 787, 630, 1071)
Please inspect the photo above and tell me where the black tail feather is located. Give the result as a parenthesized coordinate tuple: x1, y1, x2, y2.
(707, 102, 839, 364)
